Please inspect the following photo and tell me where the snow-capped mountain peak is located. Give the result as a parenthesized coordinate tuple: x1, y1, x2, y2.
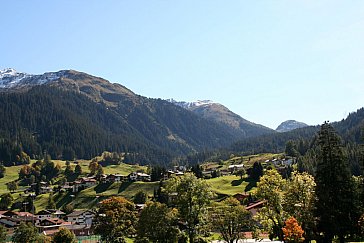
(0, 68, 18, 77)
(0, 68, 66, 89)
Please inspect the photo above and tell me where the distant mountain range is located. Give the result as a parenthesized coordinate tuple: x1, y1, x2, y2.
(276, 120, 308, 133)
(0, 68, 272, 164)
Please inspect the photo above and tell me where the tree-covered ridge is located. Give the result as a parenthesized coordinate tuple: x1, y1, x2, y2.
(185, 107, 364, 165)
(0, 84, 245, 165)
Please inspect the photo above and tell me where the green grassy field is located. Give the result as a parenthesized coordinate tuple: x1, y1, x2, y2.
(207, 175, 256, 196)
(0, 155, 264, 212)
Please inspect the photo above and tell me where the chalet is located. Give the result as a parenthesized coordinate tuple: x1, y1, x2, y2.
(66, 210, 94, 226)
(105, 174, 128, 183)
(128, 172, 151, 182)
(228, 164, 244, 173)
(36, 209, 65, 220)
(73, 177, 97, 192)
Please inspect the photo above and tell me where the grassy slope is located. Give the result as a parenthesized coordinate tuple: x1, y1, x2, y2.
(207, 175, 256, 196)
(1, 154, 277, 211)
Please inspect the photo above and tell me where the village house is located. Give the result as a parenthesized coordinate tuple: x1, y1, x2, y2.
(66, 210, 94, 227)
(36, 209, 65, 221)
(228, 164, 244, 173)
(128, 172, 151, 182)
(73, 177, 97, 192)
(105, 174, 128, 183)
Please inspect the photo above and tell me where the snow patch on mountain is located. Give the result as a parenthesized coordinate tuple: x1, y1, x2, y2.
(167, 99, 215, 109)
(0, 68, 65, 89)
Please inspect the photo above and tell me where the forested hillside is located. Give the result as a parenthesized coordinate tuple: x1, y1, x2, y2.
(0, 82, 244, 165)
(185, 108, 364, 165)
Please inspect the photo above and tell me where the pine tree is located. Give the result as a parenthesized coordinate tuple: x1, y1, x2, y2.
(315, 122, 358, 242)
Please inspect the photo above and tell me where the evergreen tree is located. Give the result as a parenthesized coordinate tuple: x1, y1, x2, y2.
(315, 122, 358, 242)
(74, 164, 82, 175)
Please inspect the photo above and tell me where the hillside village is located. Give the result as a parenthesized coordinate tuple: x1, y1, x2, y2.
(0, 153, 293, 240)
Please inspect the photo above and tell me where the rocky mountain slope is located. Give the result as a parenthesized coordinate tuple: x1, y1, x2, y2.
(167, 99, 274, 138)
(276, 120, 309, 132)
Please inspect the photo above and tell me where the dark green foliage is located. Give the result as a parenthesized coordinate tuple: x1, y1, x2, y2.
(136, 202, 180, 243)
(0, 84, 246, 165)
(7, 181, 17, 192)
(0, 224, 6, 243)
(12, 222, 38, 243)
(247, 162, 263, 180)
(315, 122, 360, 242)
(0, 164, 5, 178)
(191, 164, 203, 178)
(52, 227, 76, 243)
(150, 166, 166, 182)
(74, 164, 82, 175)
(61, 204, 74, 215)
(133, 191, 147, 204)
(0, 193, 13, 210)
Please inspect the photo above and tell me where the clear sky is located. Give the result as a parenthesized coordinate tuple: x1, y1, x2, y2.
(1, 1, 364, 129)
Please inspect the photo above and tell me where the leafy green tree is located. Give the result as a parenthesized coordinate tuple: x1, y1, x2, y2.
(88, 159, 99, 175)
(0, 225, 6, 243)
(234, 168, 246, 180)
(0, 193, 13, 210)
(166, 173, 213, 243)
(315, 122, 359, 243)
(137, 201, 180, 242)
(7, 181, 18, 192)
(255, 169, 286, 241)
(133, 191, 147, 204)
(284, 172, 316, 241)
(93, 196, 137, 242)
(62, 204, 74, 215)
(52, 228, 76, 243)
(210, 197, 252, 243)
(12, 222, 38, 243)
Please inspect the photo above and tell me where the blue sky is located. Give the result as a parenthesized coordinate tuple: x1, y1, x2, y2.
(1, 1, 364, 129)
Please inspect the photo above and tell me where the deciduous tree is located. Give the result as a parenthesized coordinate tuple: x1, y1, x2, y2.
(210, 197, 252, 243)
(165, 173, 213, 243)
(137, 201, 180, 242)
(282, 217, 304, 243)
(255, 169, 286, 241)
(12, 222, 38, 243)
(93, 196, 137, 243)
(52, 228, 76, 243)
(284, 172, 316, 241)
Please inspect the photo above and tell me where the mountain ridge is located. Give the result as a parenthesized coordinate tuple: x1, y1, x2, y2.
(167, 99, 274, 138)
(0, 68, 255, 164)
(276, 120, 309, 132)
